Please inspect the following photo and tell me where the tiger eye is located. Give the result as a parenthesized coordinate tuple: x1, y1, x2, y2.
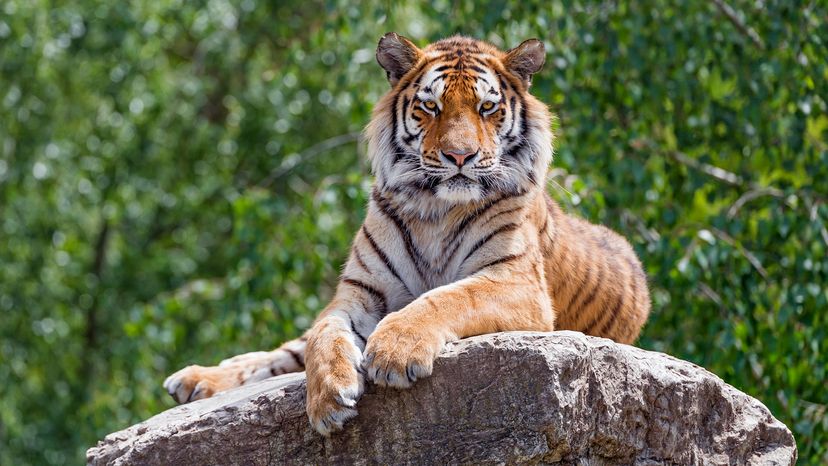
(481, 101, 495, 112)
(423, 100, 437, 111)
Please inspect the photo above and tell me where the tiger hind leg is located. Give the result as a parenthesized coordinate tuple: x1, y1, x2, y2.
(163, 337, 307, 403)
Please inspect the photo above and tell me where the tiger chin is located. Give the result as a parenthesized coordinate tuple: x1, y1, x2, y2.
(163, 33, 651, 437)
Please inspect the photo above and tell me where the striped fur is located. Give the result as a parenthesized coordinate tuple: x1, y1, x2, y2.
(163, 34, 650, 437)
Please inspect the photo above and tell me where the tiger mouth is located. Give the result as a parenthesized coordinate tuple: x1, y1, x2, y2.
(444, 174, 475, 185)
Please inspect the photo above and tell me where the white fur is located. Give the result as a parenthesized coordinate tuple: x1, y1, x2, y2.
(311, 406, 358, 437)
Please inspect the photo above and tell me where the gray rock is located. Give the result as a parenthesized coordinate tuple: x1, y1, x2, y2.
(87, 331, 796, 465)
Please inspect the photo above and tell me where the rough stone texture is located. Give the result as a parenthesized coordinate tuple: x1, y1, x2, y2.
(87, 332, 796, 465)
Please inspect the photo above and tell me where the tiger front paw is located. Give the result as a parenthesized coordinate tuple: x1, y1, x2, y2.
(362, 313, 446, 389)
(305, 319, 365, 436)
(163, 365, 240, 404)
(306, 368, 364, 437)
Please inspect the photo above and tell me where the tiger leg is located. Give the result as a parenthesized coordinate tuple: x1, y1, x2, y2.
(303, 311, 372, 435)
(163, 337, 307, 404)
(363, 257, 553, 388)
(303, 286, 382, 435)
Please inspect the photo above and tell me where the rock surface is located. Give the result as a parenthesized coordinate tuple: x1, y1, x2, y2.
(87, 331, 796, 465)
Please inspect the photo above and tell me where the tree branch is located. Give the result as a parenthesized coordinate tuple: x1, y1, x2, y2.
(727, 187, 785, 218)
(257, 132, 362, 188)
(710, 0, 766, 50)
(85, 220, 110, 350)
(710, 227, 768, 279)
(666, 148, 745, 187)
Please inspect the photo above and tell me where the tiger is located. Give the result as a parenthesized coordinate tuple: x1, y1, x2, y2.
(163, 33, 651, 436)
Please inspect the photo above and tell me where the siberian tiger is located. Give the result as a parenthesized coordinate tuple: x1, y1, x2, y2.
(163, 33, 650, 436)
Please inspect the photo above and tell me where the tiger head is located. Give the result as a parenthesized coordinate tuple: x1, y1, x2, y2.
(367, 33, 553, 211)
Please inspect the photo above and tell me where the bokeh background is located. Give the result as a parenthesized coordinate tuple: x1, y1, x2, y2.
(1, 0, 826, 463)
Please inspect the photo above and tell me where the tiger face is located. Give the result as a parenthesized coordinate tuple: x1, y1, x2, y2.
(368, 34, 553, 210)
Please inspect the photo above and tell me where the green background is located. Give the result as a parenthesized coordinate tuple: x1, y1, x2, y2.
(1, 1, 825, 463)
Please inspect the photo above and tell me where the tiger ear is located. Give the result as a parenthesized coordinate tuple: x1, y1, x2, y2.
(376, 32, 422, 86)
(504, 39, 546, 85)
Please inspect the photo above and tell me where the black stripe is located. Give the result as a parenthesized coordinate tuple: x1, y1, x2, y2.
(372, 189, 427, 281)
(391, 141, 412, 163)
(363, 226, 414, 297)
(283, 347, 304, 368)
(348, 315, 367, 346)
(505, 96, 517, 137)
(432, 43, 481, 54)
(403, 174, 441, 195)
(394, 59, 430, 92)
(440, 195, 511, 270)
(342, 277, 388, 316)
(498, 75, 510, 92)
(562, 256, 589, 309)
(444, 44, 481, 54)
(389, 71, 426, 163)
(515, 95, 529, 143)
(433, 65, 451, 72)
(504, 139, 527, 158)
(453, 194, 512, 236)
(352, 246, 370, 273)
(390, 91, 404, 162)
(500, 64, 526, 90)
(477, 174, 498, 196)
(538, 213, 553, 254)
(588, 290, 625, 336)
(400, 96, 418, 142)
(572, 264, 606, 319)
(503, 94, 529, 159)
(403, 130, 422, 145)
(476, 76, 494, 89)
(614, 275, 637, 340)
(482, 206, 523, 226)
(468, 55, 489, 68)
(538, 214, 549, 236)
(517, 93, 528, 142)
(527, 169, 538, 186)
(520, 93, 527, 122)
(425, 75, 446, 90)
(472, 252, 525, 275)
(462, 223, 520, 263)
(440, 193, 526, 272)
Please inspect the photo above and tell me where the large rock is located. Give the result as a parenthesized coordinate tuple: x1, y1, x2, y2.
(87, 332, 796, 465)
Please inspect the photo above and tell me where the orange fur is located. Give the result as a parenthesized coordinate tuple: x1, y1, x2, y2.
(163, 34, 650, 437)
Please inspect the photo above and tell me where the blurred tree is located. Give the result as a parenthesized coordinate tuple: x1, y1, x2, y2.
(0, 0, 825, 463)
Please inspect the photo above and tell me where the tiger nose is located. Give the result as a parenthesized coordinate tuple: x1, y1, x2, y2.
(442, 149, 478, 167)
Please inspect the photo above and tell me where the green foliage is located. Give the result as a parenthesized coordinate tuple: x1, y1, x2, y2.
(1, 1, 825, 463)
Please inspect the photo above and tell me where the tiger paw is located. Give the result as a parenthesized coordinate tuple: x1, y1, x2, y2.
(163, 365, 241, 404)
(306, 368, 364, 436)
(362, 313, 445, 389)
(305, 317, 366, 436)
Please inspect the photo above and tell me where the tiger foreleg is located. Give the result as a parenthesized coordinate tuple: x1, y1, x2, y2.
(362, 257, 554, 389)
(163, 337, 307, 404)
(303, 286, 381, 436)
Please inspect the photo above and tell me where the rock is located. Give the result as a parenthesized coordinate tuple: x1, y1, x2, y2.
(87, 331, 796, 465)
